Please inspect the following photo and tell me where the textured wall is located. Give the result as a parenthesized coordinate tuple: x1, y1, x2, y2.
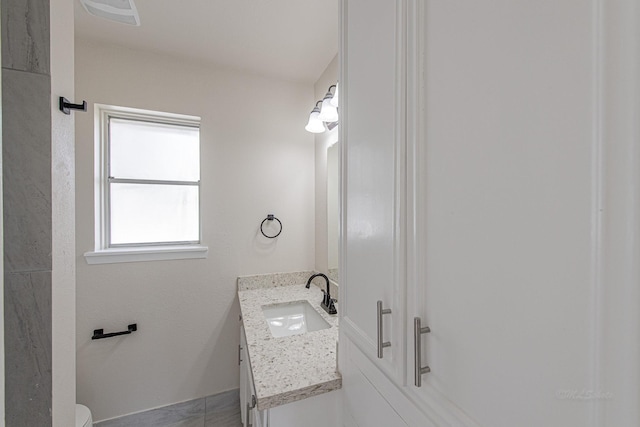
(2, 0, 53, 425)
(50, 0, 76, 425)
(74, 39, 316, 422)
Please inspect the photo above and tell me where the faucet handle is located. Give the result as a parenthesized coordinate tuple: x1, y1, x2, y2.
(320, 290, 337, 315)
(321, 289, 330, 306)
(325, 297, 338, 315)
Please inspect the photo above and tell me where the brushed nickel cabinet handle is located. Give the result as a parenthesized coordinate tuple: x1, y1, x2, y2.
(377, 300, 392, 358)
(247, 395, 256, 427)
(414, 317, 431, 387)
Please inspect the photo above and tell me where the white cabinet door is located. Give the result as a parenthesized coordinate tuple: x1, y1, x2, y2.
(342, 340, 409, 427)
(268, 390, 341, 427)
(252, 407, 264, 427)
(240, 326, 250, 427)
(240, 325, 262, 427)
(404, 1, 596, 425)
(340, 0, 406, 382)
(341, 0, 640, 426)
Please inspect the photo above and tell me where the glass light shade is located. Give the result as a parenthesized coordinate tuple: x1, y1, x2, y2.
(330, 83, 339, 107)
(318, 96, 339, 122)
(305, 110, 325, 133)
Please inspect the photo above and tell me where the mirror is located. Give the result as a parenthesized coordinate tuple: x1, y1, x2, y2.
(327, 142, 339, 283)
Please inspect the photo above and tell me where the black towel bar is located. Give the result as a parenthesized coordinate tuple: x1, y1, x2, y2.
(92, 324, 137, 340)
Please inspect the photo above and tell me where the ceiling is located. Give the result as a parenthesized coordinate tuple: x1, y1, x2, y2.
(74, 0, 339, 84)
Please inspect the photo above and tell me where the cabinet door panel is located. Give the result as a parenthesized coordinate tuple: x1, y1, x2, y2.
(268, 390, 341, 427)
(240, 326, 249, 427)
(406, 1, 594, 426)
(342, 0, 405, 379)
(342, 339, 410, 427)
(253, 409, 264, 427)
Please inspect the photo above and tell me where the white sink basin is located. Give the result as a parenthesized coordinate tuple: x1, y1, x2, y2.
(262, 300, 330, 338)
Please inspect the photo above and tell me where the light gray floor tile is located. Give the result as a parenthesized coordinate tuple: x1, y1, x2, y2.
(164, 416, 205, 427)
(205, 390, 241, 427)
(204, 408, 242, 427)
(93, 390, 244, 427)
(95, 398, 205, 427)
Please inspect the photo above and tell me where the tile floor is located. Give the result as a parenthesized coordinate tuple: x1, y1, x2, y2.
(94, 389, 242, 427)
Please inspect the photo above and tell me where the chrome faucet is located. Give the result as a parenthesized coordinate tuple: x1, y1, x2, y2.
(306, 273, 337, 315)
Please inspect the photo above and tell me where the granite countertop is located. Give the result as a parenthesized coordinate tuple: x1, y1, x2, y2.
(238, 274, 341, 411)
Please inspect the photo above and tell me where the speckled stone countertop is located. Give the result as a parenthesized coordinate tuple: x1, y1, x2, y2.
(238, 273, 341, 411)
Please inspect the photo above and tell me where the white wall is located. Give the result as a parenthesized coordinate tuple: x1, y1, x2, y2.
(75, 39, 316, 422)
(51, 1, 76, 426)
(313, 55, 339, 276)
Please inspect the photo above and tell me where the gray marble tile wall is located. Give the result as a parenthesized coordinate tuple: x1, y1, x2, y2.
(2, 69, 52, 273)
(94, 389, 242, 427)
(4, 272, 52, 427)
(2, 0, 53, 425)
(1, 0, 50, 74)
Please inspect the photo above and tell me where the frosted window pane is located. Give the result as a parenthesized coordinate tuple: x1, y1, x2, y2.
(110, 118, 200, 181)
(110, 183, 199, 245)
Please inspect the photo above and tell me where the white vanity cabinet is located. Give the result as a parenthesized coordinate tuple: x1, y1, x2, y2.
(340, 0, 638, 426)
(239, 326, 257, 427)
(239, 323, 340, 427)
(240, 325, 265, 427)
(263, 390, 340, 427)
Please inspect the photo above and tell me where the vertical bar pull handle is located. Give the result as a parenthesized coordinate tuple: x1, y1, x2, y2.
(377, 300, 392, 358)
(247, 395, 256, 427)
(414, 317, 431, 387)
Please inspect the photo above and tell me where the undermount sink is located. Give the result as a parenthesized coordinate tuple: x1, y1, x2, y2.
(262, 300, 331, 338)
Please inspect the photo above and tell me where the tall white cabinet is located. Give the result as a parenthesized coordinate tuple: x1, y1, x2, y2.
(339, 1, 640, 426)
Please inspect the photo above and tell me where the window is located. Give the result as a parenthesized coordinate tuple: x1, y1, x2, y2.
(85, 105, 208, 264)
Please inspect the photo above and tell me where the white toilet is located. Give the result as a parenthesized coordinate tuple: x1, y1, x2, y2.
(76, 404, 92, 427)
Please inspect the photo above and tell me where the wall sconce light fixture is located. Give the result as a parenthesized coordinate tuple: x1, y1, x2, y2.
(318, 85, 339, 122)
(306, 82, 339, 134)
(305, 101, 326, 134)
(330, 83, 339, 108)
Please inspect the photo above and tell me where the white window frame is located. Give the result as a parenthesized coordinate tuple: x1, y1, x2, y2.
(84, 104, 208, 264)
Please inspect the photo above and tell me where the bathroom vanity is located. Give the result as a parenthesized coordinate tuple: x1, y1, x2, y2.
(237, 273, 341, 427)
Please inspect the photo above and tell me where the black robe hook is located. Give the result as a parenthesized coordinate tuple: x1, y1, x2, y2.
(59, 97, 87, 115)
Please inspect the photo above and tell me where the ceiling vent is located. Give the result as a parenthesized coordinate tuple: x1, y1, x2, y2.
(79, 0, 140, 26)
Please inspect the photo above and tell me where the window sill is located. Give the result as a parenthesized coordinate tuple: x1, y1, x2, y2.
(84, 245, 208, 265)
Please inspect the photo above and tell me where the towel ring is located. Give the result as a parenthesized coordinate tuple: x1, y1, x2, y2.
(260, 214, 282, 239)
